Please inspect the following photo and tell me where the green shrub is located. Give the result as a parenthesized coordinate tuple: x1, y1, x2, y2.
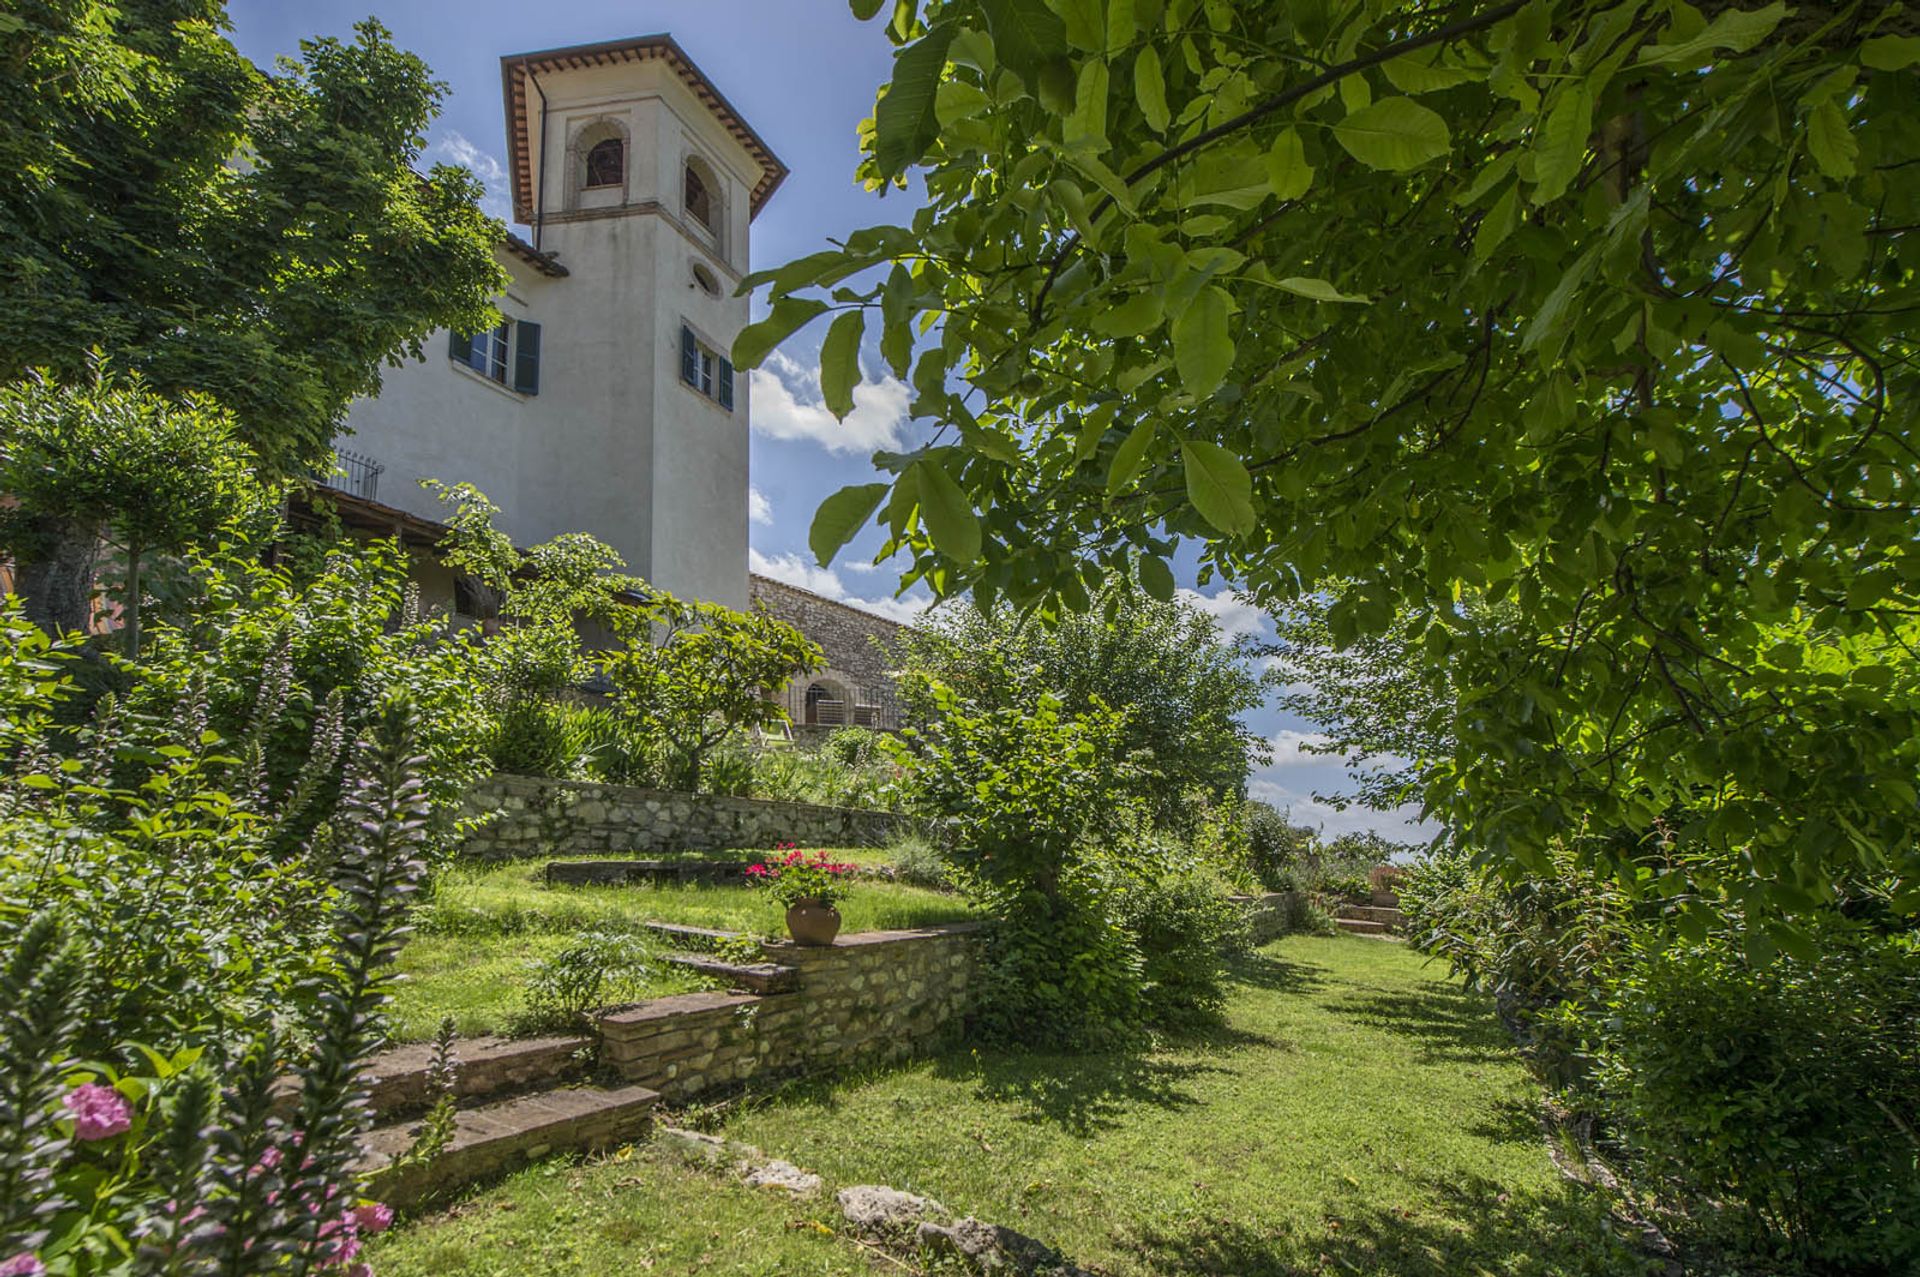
(570, 702, 655, 787)
(516, 930, 660, 1033)
(1584, 925, 1920, 1270)
(488, 697, 588, 778)
(1244, 800, 1318, 891)
(751, 739, 909, 811)
(822, 725, 883, 766)
(701, 734, 757, 796)
(1113, 847, 1248, 1029)
(887, 833, 951, 889)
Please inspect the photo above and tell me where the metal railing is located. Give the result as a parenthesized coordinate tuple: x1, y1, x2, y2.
(315, 448, 385, 501)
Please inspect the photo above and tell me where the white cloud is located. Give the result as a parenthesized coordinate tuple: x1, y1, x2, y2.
(1268, 728, 1334, 767)
(1247, 780, 1433, 848)
(749, 549, 932, 626)
(1178, 588, 1269, 639)
(749, 350, 910, 455)
(748, 486, 773, 526)
(431, 132, 511, 220)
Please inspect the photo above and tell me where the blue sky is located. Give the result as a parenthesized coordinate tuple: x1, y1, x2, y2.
(226, 0, 1427, 841)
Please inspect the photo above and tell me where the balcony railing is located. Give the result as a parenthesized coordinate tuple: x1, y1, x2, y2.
(315, 448, 385, 501)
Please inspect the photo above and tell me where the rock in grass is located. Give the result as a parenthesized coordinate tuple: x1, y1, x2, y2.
(744, 1158, 823, 1198)
(837, 1184, 950, 1239)
(916, 1216, 1091, 1275)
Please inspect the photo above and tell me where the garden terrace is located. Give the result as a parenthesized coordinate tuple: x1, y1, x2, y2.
(369, 935, 1656, 1276)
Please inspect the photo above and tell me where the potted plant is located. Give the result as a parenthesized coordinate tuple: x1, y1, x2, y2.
(746, 842, 856, 945)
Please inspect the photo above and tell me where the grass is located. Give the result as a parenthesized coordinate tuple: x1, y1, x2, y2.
(371, 935, 1659, 1275)
(388, 852, 974, 1041)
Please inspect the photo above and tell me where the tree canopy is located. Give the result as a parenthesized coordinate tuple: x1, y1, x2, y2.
(0, 3, 506, 474)
(742, 0, 1920, 922)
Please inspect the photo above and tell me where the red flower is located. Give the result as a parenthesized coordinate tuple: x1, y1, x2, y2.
(745, 863, 769, 878)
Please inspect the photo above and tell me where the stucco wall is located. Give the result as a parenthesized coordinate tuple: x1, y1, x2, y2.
(461, 773, 906, 861)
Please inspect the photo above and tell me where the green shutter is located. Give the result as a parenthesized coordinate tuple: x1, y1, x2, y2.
(448, 328, 468, 366)
(513, 320, 541, 395)
(681, 325, 700, 387)
(717, 355, 735, 410)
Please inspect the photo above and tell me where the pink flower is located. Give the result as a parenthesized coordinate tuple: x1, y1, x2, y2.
(745, 863, 768, 878)
(63, 1083, 132, 1140)
(352, 1203, 394, 1235)
(0, 1254, 45, 1277)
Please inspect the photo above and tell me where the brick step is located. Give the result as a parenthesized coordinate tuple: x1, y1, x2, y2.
(664, 951, 798, 994)
(1337, 904, 1404, 926)
(358, 1083, 659, 1209)
(545, 859, 756, 887)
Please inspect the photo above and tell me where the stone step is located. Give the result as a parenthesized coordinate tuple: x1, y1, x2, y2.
(545, 858, 757, 887)
(275, 1034, 590, 1121)
(1371, 890, 1401, 908)
(358, 1083, 659, 1209)
(1334, 916, 1391, 935)
(663, 951, 799, 994)
(1337, 904, 1404, 926)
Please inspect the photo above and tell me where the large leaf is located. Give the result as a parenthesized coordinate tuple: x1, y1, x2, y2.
(980, 0, 1067, 86)
(1181, 440, 1255, 536)
(874, 25, 957, 178)
(1332, 97, 1452, 171)
(1134, 45, 1169, 132)
(820, 310, 866, 420)
(1266, 127, 1314, 200)
(1531, 81, 1592, 205)
(733, 298, 829, 369)
(1637, 1, 1787, 66)
(914, 458, 984, 563)
(1861, 35, 1920, 71)
(1066, 56, 1110, 149)
(810, 483, 889, 566)
(1106, 418, 1157, 493)
(1273, 276, 1368, 304)
(850, 0, 887, 17)
(1808, 99, 1857, 179)
(1045, 0, 1103, 52)
(1171, 285, 1234, 396)
(1138, 553, 1175, 601)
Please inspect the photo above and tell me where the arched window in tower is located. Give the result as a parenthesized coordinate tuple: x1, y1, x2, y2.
(684, 161, 714, 231)
(584, 137, 624, 189)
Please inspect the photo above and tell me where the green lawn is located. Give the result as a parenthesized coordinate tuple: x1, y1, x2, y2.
(390, 854, 975, 1041)
(371, 935, 1656, 1275)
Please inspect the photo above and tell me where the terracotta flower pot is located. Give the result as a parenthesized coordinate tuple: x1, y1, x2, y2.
(785, 899, 842, 946)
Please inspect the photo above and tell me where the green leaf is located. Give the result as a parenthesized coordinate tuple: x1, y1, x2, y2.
(1134, 45, 1170, 132)
(1045, 0, 1104, 52)
(1473, 186, 1521, 261)
(1106, 419, 1157, 493)
(1273, 276, 1368, 304)
(1637, 1, 1787, 67)
(1266, 127, 1314, 200)
(1138, 553, 1175, 601)
(1807, 99, 1857, 179)
(1331, 97, 1452, 171)
(1381, 48, 1478, 94)
(810, 483, 889, 565)
(820, 310, 866, 420)
(1091, 290, 1164, 337)
(980, 0, 1067, 86)
(733, 297, 829, 369)
(1861, 35, 1920, 71)
(850, 0, 888, 17)
(914, 458, 984, 563)
(880, 264, 915, 377)
(1531, 81, 1592, 205)
(1181, 440, 1255, 535)
(1106, 0, 1136, 55)
(874, 25, 957, 178)
(1171, 285, 1234, 396)
(1066, 56, 1110, 149)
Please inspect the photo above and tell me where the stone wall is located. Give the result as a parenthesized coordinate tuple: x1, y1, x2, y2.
(1235, 891, 1310, 944)
(462, 773, 906, 860)
(750, 573, 909, 731)
(599, 923, 982, 1102)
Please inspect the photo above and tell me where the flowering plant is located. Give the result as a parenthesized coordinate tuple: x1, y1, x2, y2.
(745, 842, 856, 909)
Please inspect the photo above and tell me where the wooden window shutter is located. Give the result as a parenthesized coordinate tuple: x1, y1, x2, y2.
(448, 328, 469, 366)
(513, 320, 541, 395)
(717, 355, 735, 411)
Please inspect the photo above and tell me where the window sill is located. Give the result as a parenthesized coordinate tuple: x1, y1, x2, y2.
(677, 378, 734, 415)
(449, 359, 530, 401)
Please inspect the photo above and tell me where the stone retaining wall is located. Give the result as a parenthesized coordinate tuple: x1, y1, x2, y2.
(1234, 891, 1310, 944)
(462, 773, 906, 860)
(599, 922, 982, 1102)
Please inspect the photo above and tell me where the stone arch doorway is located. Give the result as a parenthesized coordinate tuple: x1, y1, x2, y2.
(802, 678, 850, 726)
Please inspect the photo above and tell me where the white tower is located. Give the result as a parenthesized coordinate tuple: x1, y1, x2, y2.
(337, 35, 786, 610)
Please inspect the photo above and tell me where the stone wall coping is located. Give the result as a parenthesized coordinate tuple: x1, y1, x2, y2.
(762, 920, 988, 954)
(601, 989, 762, 1028)
(484, 771, 895, 824)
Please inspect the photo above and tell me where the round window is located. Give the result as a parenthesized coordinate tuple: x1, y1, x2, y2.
(691, 262, 721, 296)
